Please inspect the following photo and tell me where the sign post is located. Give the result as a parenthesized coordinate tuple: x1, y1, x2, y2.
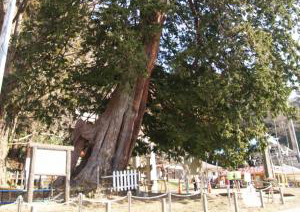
(26, 143, 74, 204)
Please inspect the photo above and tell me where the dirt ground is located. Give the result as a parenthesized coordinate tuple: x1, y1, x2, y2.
(1, 188, 300, 212)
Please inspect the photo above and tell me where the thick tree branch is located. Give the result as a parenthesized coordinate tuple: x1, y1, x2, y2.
(13, 0, 28, 22)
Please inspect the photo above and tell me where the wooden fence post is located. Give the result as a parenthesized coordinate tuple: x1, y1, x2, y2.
(202, 193, 208, 212)
(30, 206, 36, 212)
(106, 202, 111, 212)
(17, 195, 23, 212)
(161, 198, 167, 212)
(279, 187, 285, 205)
(168, 192, 172, 212)
(65, 150, 71, 203)
(96, 165, 100, 188)
(259, 190, 264, 208)
(128, 191, 132, 212)
(233, 191, 239, 212)
(227, 187, 231, 206)
(200, 187, 203, 198)
(50, 187, 54, 199)
(27, 147, 37, 204)
(16, 171, 19, 186)
(78, 193, 83, 212)
(21, 171, 24, 188)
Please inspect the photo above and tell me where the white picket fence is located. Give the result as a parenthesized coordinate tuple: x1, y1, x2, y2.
(112, 170, 140, 191)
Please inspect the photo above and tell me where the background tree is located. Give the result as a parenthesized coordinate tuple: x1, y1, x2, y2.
(2, 0, 300, 187)
(0, 0, 29, 185)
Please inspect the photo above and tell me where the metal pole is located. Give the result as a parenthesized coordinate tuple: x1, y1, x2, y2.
(0, 0, 17, 94)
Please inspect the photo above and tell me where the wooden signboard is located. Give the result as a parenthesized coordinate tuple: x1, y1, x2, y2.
(26, 143, 74, 204)
(35, 149, 67, 176)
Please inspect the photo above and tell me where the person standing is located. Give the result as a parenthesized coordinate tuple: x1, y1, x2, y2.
(192, 177, 198, 191)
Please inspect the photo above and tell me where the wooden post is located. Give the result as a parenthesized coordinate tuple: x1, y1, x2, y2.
(50, 187, 54, 199)
(271, 188, 274, 203)
(65, 150, 71, 203)
(202, 193, 208, 212)
(30, 206, 36, 212)
(233, 191, 239, 212)
(262, 146, 275, 179)
(17, 195, 23, 212)
(27, 147, 37, 204)
(78, 193, 83, 212)
(21, 171, 24, 188)
(96, 165, 100, 188)
(106, 202, 111, 212)
(8, 188, 11, 202)
(200, 187, 203, 198)
(128, 191, 132, 212)
(227, 187, 231, 206)
(38, 175, 42, 189)
(168, 192, 172, 212)
(279, 187, 285, 205)
(259, 190, 264, 208)
(161, 198, 167, 212)
(16, 171, 19, 186)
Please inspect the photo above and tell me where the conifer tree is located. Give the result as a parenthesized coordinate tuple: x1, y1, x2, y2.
(2, 0, 300, 186)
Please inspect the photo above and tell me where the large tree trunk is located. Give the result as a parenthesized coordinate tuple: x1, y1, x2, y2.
(71, 12, 166, 188)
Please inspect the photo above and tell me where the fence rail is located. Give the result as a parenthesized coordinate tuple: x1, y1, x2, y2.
(1, 185, 289, 212)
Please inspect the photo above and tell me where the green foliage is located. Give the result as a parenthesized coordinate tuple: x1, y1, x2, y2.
(2, 0, 300, 167)
(142, 0, 300, 167)
(5, 0, 169, 122)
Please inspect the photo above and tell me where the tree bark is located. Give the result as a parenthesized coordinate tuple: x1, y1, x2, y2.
(71, 11, 166, 188)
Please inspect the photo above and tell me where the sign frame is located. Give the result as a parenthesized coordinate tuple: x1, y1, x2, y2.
(26, 143, 74, 204)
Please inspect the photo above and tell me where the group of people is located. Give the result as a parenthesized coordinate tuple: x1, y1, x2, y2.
(191, 175, 214, 191)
